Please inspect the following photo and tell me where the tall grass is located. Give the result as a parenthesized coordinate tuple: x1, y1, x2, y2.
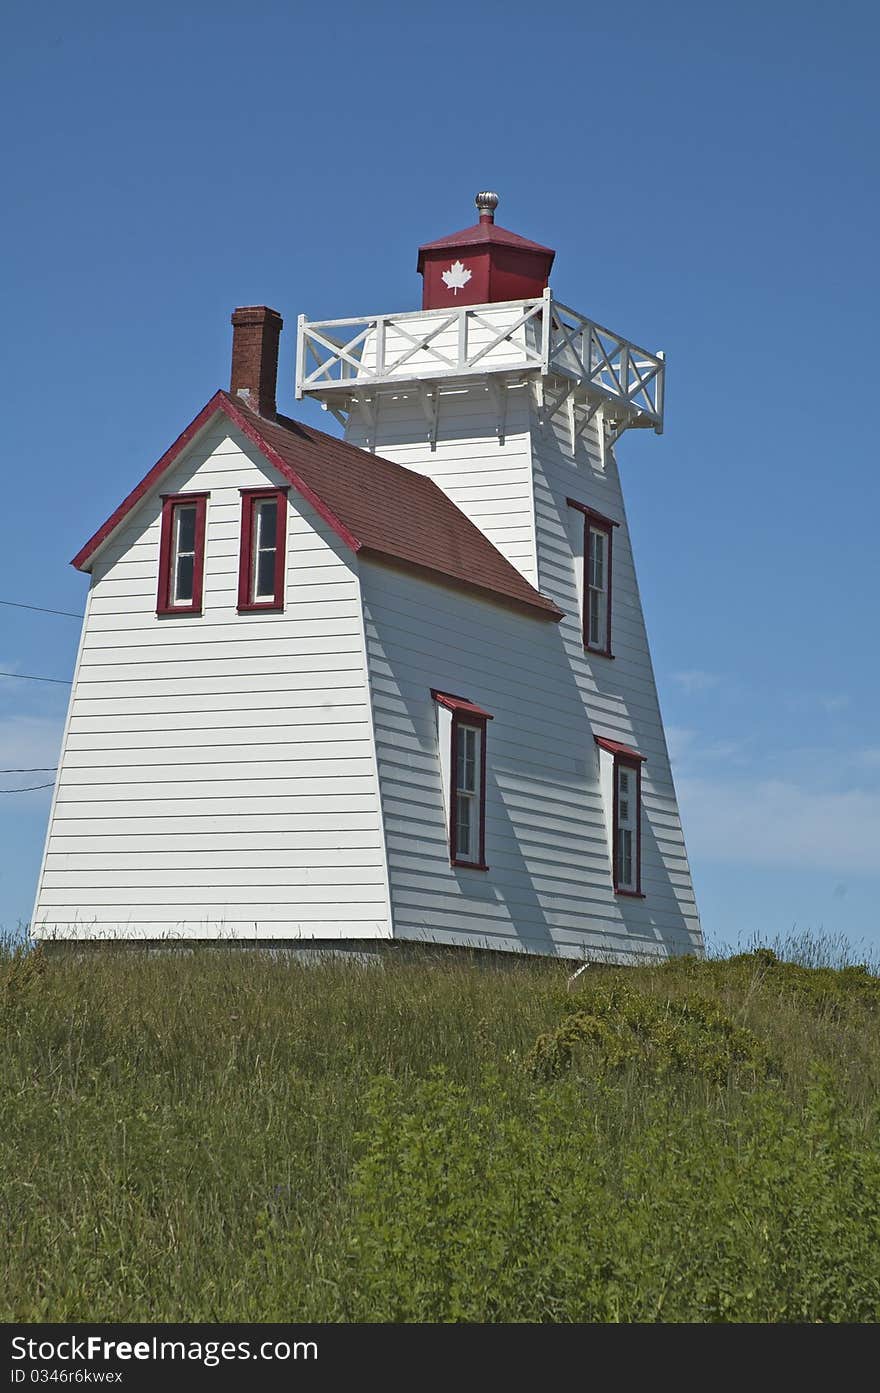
(2, 937, 879, 1321)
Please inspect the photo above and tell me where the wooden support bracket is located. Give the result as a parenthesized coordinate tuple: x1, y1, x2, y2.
(354, 391, 377, 452)
(418, 385, 440, 450)
(486, 378, 508, 446)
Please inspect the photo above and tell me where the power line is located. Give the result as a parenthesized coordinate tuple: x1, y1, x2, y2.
(0, 671, 71, 685)
(0, 781, 55, 792)
(0, 767, 57, 773)
(0, 599, 82, 619)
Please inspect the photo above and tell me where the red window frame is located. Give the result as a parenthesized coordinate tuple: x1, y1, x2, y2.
(156, 493, 208, 616)
(595, 738, 646, 898)
(566, 499, 618, 658)
(237, 487, 288, 612)
(612, 755, 644, 897)
(432, 690, 493, 872)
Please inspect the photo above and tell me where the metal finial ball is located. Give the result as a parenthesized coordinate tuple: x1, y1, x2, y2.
(475, 191, 499, 214)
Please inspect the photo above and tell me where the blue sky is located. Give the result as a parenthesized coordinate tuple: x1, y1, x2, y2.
(1, 0, 877, 954)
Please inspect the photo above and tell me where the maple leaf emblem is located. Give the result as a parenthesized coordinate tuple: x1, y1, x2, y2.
(441, 260, 472, 294)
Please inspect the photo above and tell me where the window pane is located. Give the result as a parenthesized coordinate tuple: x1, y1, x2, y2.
(175, 553, 194, 603)
(456, 795, 471, 856)
(256, 498, 277, 550)
(618, 768, 634, 828)
(452, 722, 483, 862)
(619, 828, 633, 887)
(176, 505, 196, 556)
(589, 590, 607, 648)
(457, 726, 479, 793)
(589, 591, 601, 646)
(256, 548, 276, 599)
(464, 748, 475, 789)
(590, 530, 605, 588)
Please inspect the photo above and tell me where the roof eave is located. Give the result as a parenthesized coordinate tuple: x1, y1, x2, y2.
(216, 393, 361, 553)
(594, 735, 646, 762)
(71, 394, 562, 625)
(416, 222, 555, 272)
(358, 548, 564, 624)
(71, 391, 230, 572)
(71, 391, 363, 573)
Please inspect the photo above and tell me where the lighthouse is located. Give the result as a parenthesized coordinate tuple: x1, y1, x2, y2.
(294, 193, 700, 959)
(34, 192, 700, 961)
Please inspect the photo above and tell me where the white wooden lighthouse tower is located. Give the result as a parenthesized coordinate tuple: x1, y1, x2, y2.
(295, 192, 701, 960)
(34, 190, 700, 961)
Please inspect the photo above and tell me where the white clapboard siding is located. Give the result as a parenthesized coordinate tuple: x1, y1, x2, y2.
(32, 423, 391, 942)
(346, 387, 539, 585)
(43, 846, 388, 868)
(359, 555, 699, 962)
(527, 397, 700, 943)
(69, 687, 368, 716)
(346, 359, 701, 962)
(64, 724, 373, 750)
(34, 327, 699, 961)
(46, 814, 382, 839)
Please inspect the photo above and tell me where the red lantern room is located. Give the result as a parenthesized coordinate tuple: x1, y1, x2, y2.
(417, 192, 555, 311)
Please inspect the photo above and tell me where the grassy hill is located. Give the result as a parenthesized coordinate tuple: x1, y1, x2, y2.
(3, 937, 880, 1322)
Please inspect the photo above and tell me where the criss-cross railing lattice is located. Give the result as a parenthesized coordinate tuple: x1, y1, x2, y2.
(295, 291, 664, 433)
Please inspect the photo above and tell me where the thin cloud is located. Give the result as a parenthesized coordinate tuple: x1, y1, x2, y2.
(783, 691, 851, 715)
(678, 775, 880, 873)
(665, 726, 697, 765)
(672, 669, 721, 696)
(819, 694, 850, 714)
(666, 726, 754, 770)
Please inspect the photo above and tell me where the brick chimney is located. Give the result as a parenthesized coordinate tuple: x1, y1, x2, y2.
(230, 306, 283, 418)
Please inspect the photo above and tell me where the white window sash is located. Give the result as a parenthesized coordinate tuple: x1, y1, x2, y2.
(455, 723, 482, 862)
(171, 504, 197, 606)
(252, 498, 278, 601)
(616, 764, 638, 890)
(587, 526, 608, 649)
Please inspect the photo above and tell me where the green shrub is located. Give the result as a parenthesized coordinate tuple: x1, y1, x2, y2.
(525, 982, 773, 1084)
(346, 1068, 880, 1322)
(720, 949, 880, 1018)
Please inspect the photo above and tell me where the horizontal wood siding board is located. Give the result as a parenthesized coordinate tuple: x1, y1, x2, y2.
(345, 380, 700, 961)
(38, 885, 389, 906)
(39, 923, 391, 939)
(48, 814, 383, 836)
(33, 430, 390, 942)
(43, 847, 386, 868)
(529, 407, 700, 951)
(360, 555, 700, 959)
(69, 688, 369, 714)
(64, 725, 373, 750)
(348, 398, 539, 588)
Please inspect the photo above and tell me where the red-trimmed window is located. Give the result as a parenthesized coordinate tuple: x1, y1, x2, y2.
(595, 737, 646, 897)
(157, 493, 208, 615)
(432, 690, 493, 871)
(567, 499, 618, 657)
(614, 759, 642, 894)
(238, 488, 287, 612)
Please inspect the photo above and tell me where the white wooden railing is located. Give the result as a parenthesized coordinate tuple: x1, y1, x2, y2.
(295, 289, 664, 433)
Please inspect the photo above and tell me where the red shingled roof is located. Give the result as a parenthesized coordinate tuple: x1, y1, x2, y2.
(431, 690, 495, 720)
(417, 220, 555, 273)
(72, 390, 563, 623)
(594, 736, 646, 762)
